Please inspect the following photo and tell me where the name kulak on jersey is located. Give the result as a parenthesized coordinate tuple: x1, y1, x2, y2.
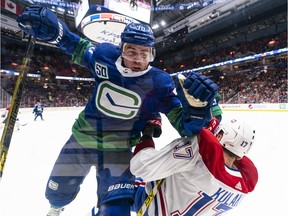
(211, 187, 243, 207)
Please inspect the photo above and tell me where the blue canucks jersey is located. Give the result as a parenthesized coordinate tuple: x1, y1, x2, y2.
(33, 104, 43, 114)
(61, 39, 182, 150)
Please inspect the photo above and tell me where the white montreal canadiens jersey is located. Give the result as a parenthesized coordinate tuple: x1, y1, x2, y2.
(131, 129, 258, 216)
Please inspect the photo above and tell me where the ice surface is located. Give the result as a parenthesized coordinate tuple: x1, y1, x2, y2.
(0, 108, 287, 215)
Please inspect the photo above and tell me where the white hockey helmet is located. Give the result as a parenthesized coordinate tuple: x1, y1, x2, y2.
(215, 118, 256, 158)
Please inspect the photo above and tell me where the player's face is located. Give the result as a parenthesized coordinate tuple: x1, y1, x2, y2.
(122, 43, 152, 72)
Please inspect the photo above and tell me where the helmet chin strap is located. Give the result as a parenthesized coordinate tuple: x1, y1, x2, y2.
(121, 56, 126, 67)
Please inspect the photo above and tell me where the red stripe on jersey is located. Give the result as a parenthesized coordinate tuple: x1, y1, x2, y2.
(198, 128, 258, 193)
(135, 180, 146, 188)
(158, 186, 166, 216)
(234, 156, 258, 191)
(134, 136, 155, 155)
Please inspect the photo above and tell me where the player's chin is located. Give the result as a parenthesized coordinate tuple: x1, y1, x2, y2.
(130, 64, 145, 72)
(132, 66, 144, 72)
(132, 63, 149, 72)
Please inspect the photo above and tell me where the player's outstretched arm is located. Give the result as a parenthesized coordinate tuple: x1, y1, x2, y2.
(16, 6, 82, 55)
(175, 73, 218, 136)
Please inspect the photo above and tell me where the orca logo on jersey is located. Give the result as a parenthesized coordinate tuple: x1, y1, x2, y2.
(96, 81, 142, 119)
(48, 179, 59, 191)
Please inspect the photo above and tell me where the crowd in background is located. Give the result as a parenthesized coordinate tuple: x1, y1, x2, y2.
(1, 29, 287, 108)
(215, 67, 287, 104)
(154, 31, 287, 73)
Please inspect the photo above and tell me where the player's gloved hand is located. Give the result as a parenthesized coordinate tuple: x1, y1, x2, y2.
(176, 73, 217, 107)
(206, 117, 219, 134)
(143, 113, 162, 138)
(175, 73, 218, 135)
(16, 6, 69, 44)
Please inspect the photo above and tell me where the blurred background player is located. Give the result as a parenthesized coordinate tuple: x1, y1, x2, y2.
(1, 105, 26, 131)
(33, 101, 44, 121)
(131, 118, 258, 215)
(16, 6, 218, 216)
(130, 0, 138, 10)
(1, 106, 11, 129)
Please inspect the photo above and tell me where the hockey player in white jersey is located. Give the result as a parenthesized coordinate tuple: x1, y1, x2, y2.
(131, 76, 257, 215)
(1, 105, 27, 131)
(131, 117, 258, 216)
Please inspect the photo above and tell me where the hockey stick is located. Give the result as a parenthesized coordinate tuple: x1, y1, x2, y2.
(0, 36, 36, 181)
(137, 178, 165, 216)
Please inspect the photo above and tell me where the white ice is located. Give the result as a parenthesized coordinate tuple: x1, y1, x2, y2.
(0, 108, 287, 215)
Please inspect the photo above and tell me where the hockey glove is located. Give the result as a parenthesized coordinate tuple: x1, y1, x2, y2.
(16, 6, 71, 45)
(143, 113, 162, 138)
(175, 73, 218, 135)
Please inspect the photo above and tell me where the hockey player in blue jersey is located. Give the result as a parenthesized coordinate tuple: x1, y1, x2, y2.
(17, 6, 218, 216)
(33, 101, 44, 121)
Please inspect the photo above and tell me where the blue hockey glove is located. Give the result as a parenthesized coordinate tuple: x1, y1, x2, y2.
(16, 6, 69, 44)
(175, 73, 218, 135)
(143, 113, 162, 138)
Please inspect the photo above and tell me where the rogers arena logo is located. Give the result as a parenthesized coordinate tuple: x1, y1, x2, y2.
(111, 14, 137, 24)
(81, 13, 139, 28)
